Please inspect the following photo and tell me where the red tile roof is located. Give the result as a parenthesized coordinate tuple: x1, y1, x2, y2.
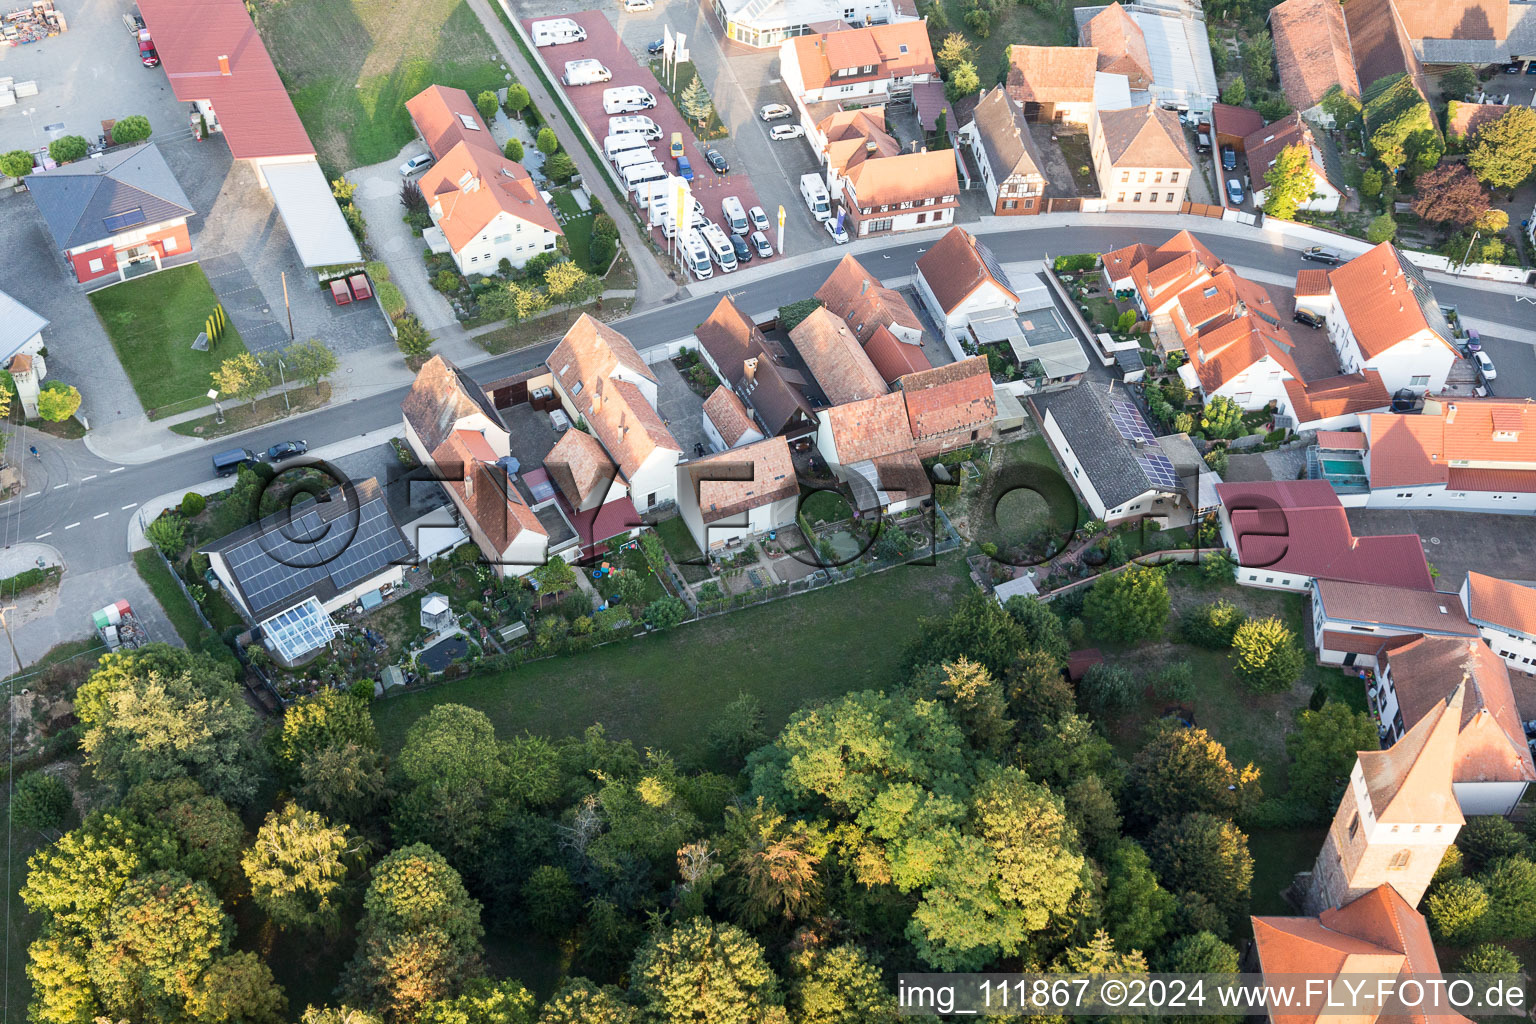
(1448, 102, 1509, 141)
(1384, 636, 1536, 786)
(1270, 0, 1360, 112)
(1283, 371, 1391, 427)
(1329, 242, 1457, 361)
(1316, 430, 1367, 450)
(702, 385, 760, 447)
(789, 21, 936, 94)
(1082, 3, 1152, 90)
(1465, 572, 1536, 638)
(137, 0, 314, 160)
(1217, 479, 1432, 588)
(1243, 113, 1337, 193)
(1315, 579, 1476, 634)
(433, 431, 546, 554)
(1188, 313, 1303, 393)
(915, 226, 1018, 316)
(789, 306, 888, 406)
(843, 148, 959, 211)
(818, 108, 899, 175)
(1005, 45, 1099, 104)
(1363, 398, 1536, 489)
(1319, 629, 1419, 657)
(1394, 0, 1507, 39)
(1294, 268, 1332, 296)
(814, 254, 923, 344)
(418, 142, 561, 253)
(864, 325, 931, 384)
(1212, 102, 1265, 143)
(1343, 0, 1428, 117)
(900, 355, 995, 440)
(548, 316, 677, 479)
(1359, 681, 1467, 827)
(1096, 104, 1191, 168)
(824, 391, 914, 464)
(545, 427, 617, 510)
(685, 436, 798, 524)
(407, 85, 500, 159)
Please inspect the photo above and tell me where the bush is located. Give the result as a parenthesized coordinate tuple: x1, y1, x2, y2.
(10, 771, 70, 830)
(111, 115, 152, 144)
(644, 596, 688, 630)
(48, 135, 89, 164)
(395, 314, 433, 359)
(1458, 944, 1522, 975)
(1083, 564, 1169, 644)
(1053, 253, 1101, 274)
(546, 152, 577, 182)
(145, 513, 187, 556)
(433, 269, 462, 294)
(0, 149, 34, 178)
(1366, 212, 1397, 243)
(1078, 663, 1139, 719)
(180, 492, 207, 517)
(376, 281, 407, 318)
(777, 298, 824, 333)
(476, 90, 499, 122)
(1231, 617, 1304, 693)
(1150, 661, 1194, 704)
(1426, 875, 1489, 944)
(503, 138, 524, 162)
(1458, 816, 1527, 873)
(1181, 599, 1246, 649)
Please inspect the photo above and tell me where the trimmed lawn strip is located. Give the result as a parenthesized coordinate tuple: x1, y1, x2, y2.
(132, 548, 205, 646)
(88, 266, 250, 419)
(170, 383, 332, 438)
(653, 514, 704, 564)
(261, 0, 505, 174)
(478, 306, 592, 354)
(553, 191, 599, 273)
(372, 556, 970, 757)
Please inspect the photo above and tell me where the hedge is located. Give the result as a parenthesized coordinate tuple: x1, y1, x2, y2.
(0, 565, 61, 598)
(1053, 253, 1102, 274)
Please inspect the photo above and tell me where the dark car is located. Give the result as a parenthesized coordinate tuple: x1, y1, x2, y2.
(1195, 123, 1211, 153)
(1293, 308, 1324, 330)
(704, 148, 728, 174)
(1464, 328, 1482, 352)
(729, 233, 752, 264)
(1505, 63, 1524, 74)
(1221, 146, 1236, 171)
(647, 37, 664, 54)
(1301, 246, 1342, 264)
(266, 440, 310, 461)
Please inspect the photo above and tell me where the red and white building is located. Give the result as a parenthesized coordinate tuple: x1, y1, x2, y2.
(26, 143, 193, 286)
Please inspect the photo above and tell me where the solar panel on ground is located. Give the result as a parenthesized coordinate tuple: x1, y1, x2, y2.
(1136, 451, 1183, 491)
(102, 208, 147, 232)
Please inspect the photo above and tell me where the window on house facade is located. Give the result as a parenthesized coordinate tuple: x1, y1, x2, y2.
(869, 218, 893, 232)
(1117, 192, 1125, 202)
(1137, 171, 1146, 182)
(1410, 375, 1430, 386)
(1388, 850, 1412, 870)
(1133, 192, 1142, 202)
(493, 233, 511, 244)
(163, 236, 178, 252)
(1166, 193, 1174, 203)
(1121, 171, 1130, 182)
(1154, 171, 1163, 183)
(916, 213, 926, 223)
(88, 257, 105, 273)
(1003, 199, 1017, 209)
(1023, 198, 1034, 209)
(1170, 172, 1179, 183)
(1348, 814, 1360, 839)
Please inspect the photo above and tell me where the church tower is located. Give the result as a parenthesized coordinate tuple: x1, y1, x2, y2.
(1305, 683, 1466, 914)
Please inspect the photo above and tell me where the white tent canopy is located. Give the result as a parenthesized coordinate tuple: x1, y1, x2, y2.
(259, 158, 363, 268)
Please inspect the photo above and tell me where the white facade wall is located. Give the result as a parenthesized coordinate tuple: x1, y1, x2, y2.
(1216, 504, 1313, 592)
(845, 191, 954, 236)
(436, 209, 559, 275)
(1327, 293, 1456, 394)
(628, 448, 681, 513)
(400, 412, 511, 467)
(1210, 355, 1293, 411)
(1461, 576, 1536, 673)
(1252, 167, 1341, 213)
(1362, 481, 1534, 514)
(680, 487, 798, 552)
(703, 408, 765, 452)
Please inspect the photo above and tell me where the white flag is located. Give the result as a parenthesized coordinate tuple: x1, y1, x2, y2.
(663, 24, 674, 61)
(675, 31, 687, 63)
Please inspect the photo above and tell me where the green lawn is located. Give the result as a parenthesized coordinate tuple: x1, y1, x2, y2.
(260, 0, 507, 174)
(952, 434, 1085, 550)
(653, 515, 704, 564)
(132, 548, 205, 646)
(937, 0, 1104, 87)
(372, 556, 969, 760)
(553, 192, 598, 273)
(88, 266, 250, 419)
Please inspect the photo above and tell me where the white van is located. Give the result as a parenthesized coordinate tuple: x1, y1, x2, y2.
(623, 160, 667, 199)
(612, 147, 656, 174)
(720, 196, 749, 234)
(531, 18, 586, 46)
(603, 133, 651, 162)
(561, 59, 612, 86)
(603, 85, 657, 114)
(683, 231, 713, 280)
(608, 115, 662, 140)
(700, 223, 737, 273)
(800, 173, 831, 221)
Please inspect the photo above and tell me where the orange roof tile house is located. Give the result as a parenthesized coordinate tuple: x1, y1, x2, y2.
(1355, 396, 1536, 513)
(1090, 104, 1193, 214)
(677, 436, 800, 553)
(1459, 571, 1536, 675)
(780, 21, 935, 106)
(1268, 0, 1360, 122)
(1244, 113, 1345, 214)
(1310, 578, 1477, 670)
(407, 85, 561, 275)
(1081, 3, 1152, 90)
(1005, 45, 1099, 126)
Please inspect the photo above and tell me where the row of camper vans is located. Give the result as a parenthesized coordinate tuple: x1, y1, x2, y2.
(608, 114, 661, 139)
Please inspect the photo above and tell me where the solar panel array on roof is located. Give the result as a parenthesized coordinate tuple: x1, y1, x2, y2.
(102, 208, 147, 233)
(1136, 451, 1182, 490)
(222, 494, 411, 618)
(974, 236, 1014, 294)
(1106, 394, 1157, 442)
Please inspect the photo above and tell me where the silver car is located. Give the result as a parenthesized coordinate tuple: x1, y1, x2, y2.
(399, 153, 434, 176)
(750, 230, 773, 258)
(748, 205, 769, 232)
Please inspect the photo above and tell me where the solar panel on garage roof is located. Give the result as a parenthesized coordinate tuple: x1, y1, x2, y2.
(1136, 451, 1182, 491)
(1106, 395, 1156, 443)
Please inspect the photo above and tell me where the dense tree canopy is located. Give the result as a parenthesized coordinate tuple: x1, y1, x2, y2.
(629, 918, 781, 1024)
(243, 802, 360, 932)
(1083, 565, 1169, 644)
(1468, 106, 1536, 190)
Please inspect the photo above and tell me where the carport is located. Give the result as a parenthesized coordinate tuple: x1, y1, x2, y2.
(259, 160, 364, 267)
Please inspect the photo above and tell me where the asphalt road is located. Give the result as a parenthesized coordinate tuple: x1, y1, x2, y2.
(7, 224, 1533, 577)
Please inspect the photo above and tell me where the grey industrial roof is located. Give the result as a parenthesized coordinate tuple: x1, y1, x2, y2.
(1030, 381, 1180, 508)
(26, 143, 193, 251)
(204, 476, 413, 621)
(0, 290, 48, 361)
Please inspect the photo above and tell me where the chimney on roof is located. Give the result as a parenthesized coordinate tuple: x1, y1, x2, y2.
(744, 357, 758, 381)
(860, 279, 868, 295)
(218, 54, 231, 76)
(1446, 403, 1457, 424)
(865, 140, 877, 154)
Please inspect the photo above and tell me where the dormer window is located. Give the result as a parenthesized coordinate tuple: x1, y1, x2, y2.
(1493, 429, 1519, 442)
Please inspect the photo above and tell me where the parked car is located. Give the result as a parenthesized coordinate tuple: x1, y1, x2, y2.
(138, 31, 159, 67)
(399, 152, 434, 176)
(750, 230, 773, 258)
(729, 233, 753, 264)
(212, 448, 260, 477)
(769, 124, 804, 141)
(647, 37, 665, 54)
(1293, 308, 1324, 330)
(1464, 328, 1482, 352)
(676, 154, 693, 181)
(748, 205, 769, 231)
(704, 148, 728, 173)
(760, 103, 792, 121)
(1475, 350, 1497, 380)
(1505, 62, 1524, 73)
(1221, 146, 1236, 171)
(266, 440, 309, 461)
(1195, 122, 1211, 153)
(622, 0, 654, 10)
(825, 218, 850, 244)
(669, 131, 683, 159)
(1225, 178, 1244, 205)
(1301, 246, 1342, 264)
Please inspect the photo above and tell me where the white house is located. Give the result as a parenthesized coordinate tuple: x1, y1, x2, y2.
(816, 391, 930, 513)
(1, 290, 49, 419)
(1244, 113, 1344, 214)
(703, 385, 766, 452)
(401, 354, 512, 466)
(677, 436, 800, 553)
(1460, 572, 1536, 675)
(712, 0, 918, 50)
(1356, 398, 1536, 513)
(914, 226, 1020, 349)
(1324, 242, 1459, 396)
(1310, 578, 1478, 670)
(548, 315, 683, 515)
(1377, 636, 1535, 816)
(1180, 312, 1302, 412)
(779, 21, 935, 106)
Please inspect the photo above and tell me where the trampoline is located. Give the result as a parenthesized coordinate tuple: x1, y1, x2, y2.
(419, 634, 469, 673)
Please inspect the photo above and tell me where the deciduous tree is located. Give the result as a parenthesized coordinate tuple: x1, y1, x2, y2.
(629, 918, 780, 1024)
(1427, 875, 1489, 944)
(945, 60, 979, 102)
(184, 951, 288, 1024)
(419, 978, 537, 1024)
(1148, 813, 1254, 931)
(37, 380, 82, 422)
(1468, 106, 1536, 190)
(212, 351, 271, 409)
(1441, 64, 1479, 99)
(1367, 211, 1397, 243)
(1231, 616, 1304, 693)
(0, 149, 34, 177)
(1099, 838, 1176, 952)
(1128, 720, 1259, 826)
(536, 127, 559, 156)
(544, 260, 598, 308)
(537, 979, 639, 1024)
(390, 705, 513, 872)
(1458, 816, 1527, 873)
(505, 84, 530, 119)
(1083, 564, 1169, 644)
(1410, 164, 1490, 226)
(284, 338, 338, 393)
(786, 944, 897, 1024)
(1261, 143, 1314, 220)
(719, 797, 827, 928)
(242, 802, 360, 933)
(112, 115, 153, 144)
(49, 135, 88, 164)
(275, 688, 378, 777)
(1285, 702, 1376, 815)
(11, 771, 70, 831)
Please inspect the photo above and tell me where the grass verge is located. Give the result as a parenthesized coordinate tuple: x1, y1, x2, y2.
(88, 266, 250, 420)
(372, 555, 969, 758)
(170, 383, 332, 438)
(22, 416, 86, 440)
(132, 548, 204, 646)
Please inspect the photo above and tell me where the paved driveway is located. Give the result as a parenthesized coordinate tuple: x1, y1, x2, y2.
(350, 152, 458, 334)
(1475, 331, 1536, 401)
(1345, 508, 1536, 593)
(651, 360, 708, 455)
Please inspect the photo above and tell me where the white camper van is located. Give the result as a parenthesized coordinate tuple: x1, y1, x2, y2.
(531, 18, 586, 46)
(608, 115, 662, 140)
(612, 147, 656, 175)
(700, 223, 737, 273)
(602, 86, 657, 114)
(622, 161, 667, 200)
(800, 173, 831, 221)
(603, 133, 651, 162)
(720, 196, 749, 234)
(561, 59, 611, 86)
(683, 231, 714, 280)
